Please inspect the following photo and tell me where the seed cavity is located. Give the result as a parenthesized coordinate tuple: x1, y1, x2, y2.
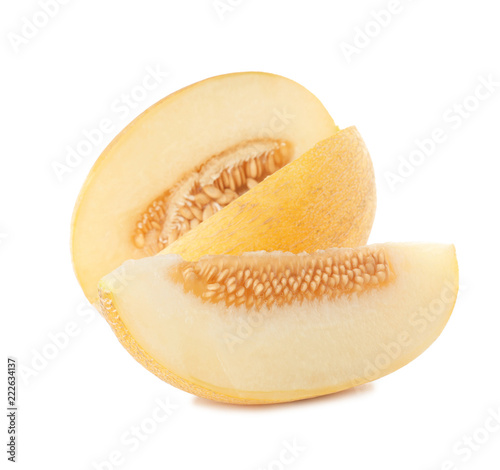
(170, 247, 393, 310)
(133, 139, 291, 254)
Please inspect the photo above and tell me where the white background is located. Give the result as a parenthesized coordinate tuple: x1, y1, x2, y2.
(1, 0, 500, 469)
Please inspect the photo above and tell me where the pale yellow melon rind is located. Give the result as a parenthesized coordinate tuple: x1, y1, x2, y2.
(162, 126, 376, 261)
(72, 71, 338, 304)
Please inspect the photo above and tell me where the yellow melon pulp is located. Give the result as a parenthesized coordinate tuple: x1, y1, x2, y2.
(72, 72, 345, 304)
(98, 242, 458, 405)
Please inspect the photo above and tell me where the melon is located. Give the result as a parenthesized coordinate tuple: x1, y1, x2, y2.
(71, 72, 376, 303)
(161, 127, 376, 261)
(98, 243, 458, 404)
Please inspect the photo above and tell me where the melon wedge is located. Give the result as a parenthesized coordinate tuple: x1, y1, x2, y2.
(98, 243, 458, 404)
(161, 127, 376, 261)
(72, 72, 373, 304)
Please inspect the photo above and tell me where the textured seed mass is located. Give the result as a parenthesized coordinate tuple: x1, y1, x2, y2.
(133, 139, 290, 254)
(170, 246, 392, 310)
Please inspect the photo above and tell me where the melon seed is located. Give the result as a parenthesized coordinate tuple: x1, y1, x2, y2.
(133, 139, 291, 253)
(171, 246, 392, 309)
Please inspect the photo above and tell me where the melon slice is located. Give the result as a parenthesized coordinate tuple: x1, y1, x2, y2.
(71, 72, 376, 304)
(98, 243, 458, 404)
(161, 127, 376, 261)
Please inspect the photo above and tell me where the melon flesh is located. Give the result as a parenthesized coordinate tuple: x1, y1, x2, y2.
(98, 243, 458, 404)
(72, 72, 342, 304)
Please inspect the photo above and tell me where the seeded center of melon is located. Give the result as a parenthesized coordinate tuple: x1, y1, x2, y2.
(133, 139, 291, 254)
(169, 246, 392, 310)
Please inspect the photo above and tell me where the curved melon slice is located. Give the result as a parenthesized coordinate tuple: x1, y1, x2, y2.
(98, 243, 458, 405)
(72, 72, 346, 304)
(162, 127, 376, 261)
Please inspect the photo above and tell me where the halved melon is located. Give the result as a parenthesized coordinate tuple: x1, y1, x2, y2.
(72, 72, 375, 304)
(98, 243, 458, 404)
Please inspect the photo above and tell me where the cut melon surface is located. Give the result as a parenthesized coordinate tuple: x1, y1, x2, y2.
(71, 72, 348, 304)
(98, 242, 458, 404)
